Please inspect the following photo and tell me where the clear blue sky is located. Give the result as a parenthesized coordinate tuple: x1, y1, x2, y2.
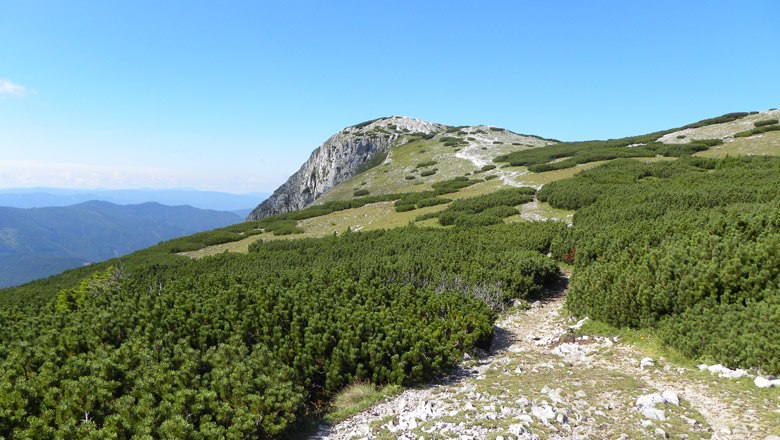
(1, 1, 778, 193)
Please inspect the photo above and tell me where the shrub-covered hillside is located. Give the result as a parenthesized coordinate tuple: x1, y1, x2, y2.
(0, 218, 563, 438)
(541, 156, 780, 374)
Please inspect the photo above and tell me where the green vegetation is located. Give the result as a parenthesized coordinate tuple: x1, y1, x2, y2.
(0, 202, 241, 288)
(262, 219, 304, 236)
(439, 136, 468, 147)
(354, 152, 388, 174)
(734, 124, 780, 138)
(494, 112, 752, 171)
(415, 160, 438, 168)
(418, 187, 536, 227)
(324, 382, 400, 424)
(389, 177, 482, 213)
(540, 156, 780, 374)
(352, 117, 387, 129)
(753, 118, 778, 127)
(0, 217, 564, 438)
(2, 111, 778, 438)
(430, 176, 481, 194)
(393, 192, 451, 212)
(494, 135, 722, 172)
(419, 168, 437, 177)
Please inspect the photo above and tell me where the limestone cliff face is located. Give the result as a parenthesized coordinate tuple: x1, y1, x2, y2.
(247, 116, 444, 220)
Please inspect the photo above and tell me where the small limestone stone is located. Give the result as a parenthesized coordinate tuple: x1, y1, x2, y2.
(703, 363, 751, 379)
(636, 393, 666, 408)
(655, 427, 668, 438)
(661, 390, 679, 406)
(509, 423, 526, 435)
(640, 357, 655, 369)
(569, 317, 589, 329)
(636, 393, 667, 420)
(754, 376, 775, 388)
(531, 405, 556, 422)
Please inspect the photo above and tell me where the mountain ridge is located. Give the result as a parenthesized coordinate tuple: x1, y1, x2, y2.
(0, 188, 268, 211)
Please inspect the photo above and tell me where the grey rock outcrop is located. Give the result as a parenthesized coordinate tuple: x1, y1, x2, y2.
(247, 116, 444, 220)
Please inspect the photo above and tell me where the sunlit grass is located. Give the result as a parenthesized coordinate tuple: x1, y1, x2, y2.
(695, 131, 780, 158)
(323, 382, 401, 425)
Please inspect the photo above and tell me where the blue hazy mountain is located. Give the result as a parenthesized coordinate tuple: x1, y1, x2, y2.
(0, 188, 269, 211)
(0, 201, 243, 288)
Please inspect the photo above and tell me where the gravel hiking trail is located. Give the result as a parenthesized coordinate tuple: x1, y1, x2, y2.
(455, 138, 535, 189)
(314, 274, 780, 440)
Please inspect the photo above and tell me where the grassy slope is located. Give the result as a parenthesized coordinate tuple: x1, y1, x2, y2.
(316, 127, 551, 202)
(183, 110, 780, 259)
(183, 128, 558, 257)
(657, 108, 780, 157)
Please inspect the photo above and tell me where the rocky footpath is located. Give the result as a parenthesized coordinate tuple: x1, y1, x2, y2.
(314, 276, 780, 440)
(247, 117, 443, 220)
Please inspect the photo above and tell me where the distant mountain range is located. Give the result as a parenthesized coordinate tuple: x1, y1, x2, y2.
(0, 201, 243, 288)
(0, 188, 269, 212)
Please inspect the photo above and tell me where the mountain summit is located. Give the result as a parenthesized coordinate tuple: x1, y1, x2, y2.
(247, 116, 444, 220)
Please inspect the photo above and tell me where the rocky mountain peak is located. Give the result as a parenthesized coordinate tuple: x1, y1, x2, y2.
(247, 117, 445, 220)
(342, 116, 445, 134)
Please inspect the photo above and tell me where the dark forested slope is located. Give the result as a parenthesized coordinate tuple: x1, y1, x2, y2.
(0, 201, 241, 287)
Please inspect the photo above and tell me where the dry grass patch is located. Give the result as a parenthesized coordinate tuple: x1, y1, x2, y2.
(325, 382, 401, 425)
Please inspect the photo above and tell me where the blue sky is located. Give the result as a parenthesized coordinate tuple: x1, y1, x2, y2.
(1, 1, 778, 193)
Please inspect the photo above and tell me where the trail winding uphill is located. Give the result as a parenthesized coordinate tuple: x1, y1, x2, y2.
(455, 136, 537, 190)
(314, 275, 780, 440)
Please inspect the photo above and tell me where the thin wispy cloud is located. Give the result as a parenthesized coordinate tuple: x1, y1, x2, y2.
(0, 79, 32, 98)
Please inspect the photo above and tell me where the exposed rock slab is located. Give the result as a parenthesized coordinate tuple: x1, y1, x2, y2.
(247, 116, 444, 220)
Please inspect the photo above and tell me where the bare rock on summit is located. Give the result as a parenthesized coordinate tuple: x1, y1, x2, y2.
(247, 116, 444, 220)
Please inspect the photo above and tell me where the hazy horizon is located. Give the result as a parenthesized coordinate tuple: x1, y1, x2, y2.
(0, 186, 268, 196)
